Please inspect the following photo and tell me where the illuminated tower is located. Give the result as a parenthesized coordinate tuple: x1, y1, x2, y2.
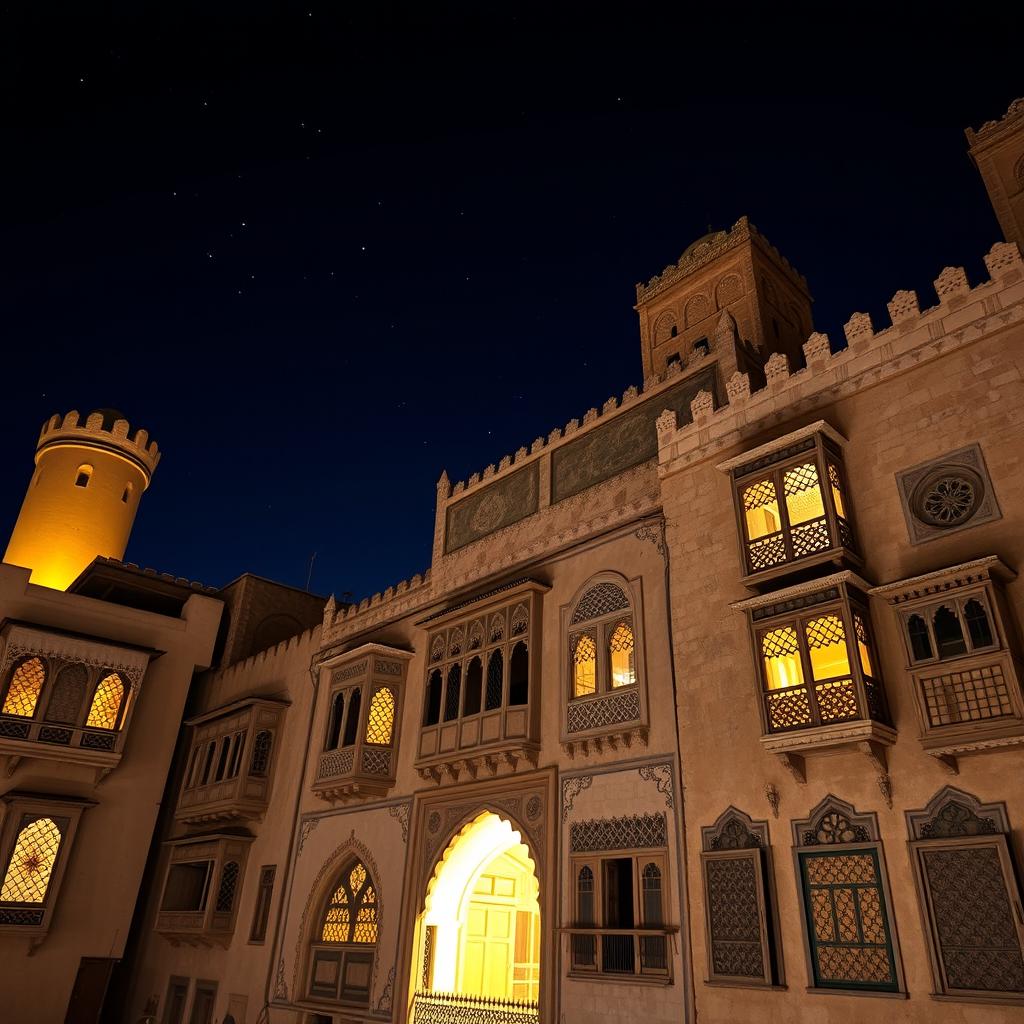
(3, 408, 161, 590)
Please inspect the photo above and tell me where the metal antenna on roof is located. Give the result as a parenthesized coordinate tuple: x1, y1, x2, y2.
(305, 551, 317, 591)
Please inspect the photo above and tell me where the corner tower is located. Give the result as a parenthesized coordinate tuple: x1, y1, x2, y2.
(4, 408, 161, 590)
(634, 216, 814, 386)
(967, 97, 1024, 248)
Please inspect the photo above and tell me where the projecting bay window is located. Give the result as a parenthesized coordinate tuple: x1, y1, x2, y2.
(871, 557, 1024, 771)
(717, 422, 859, 587)
(176, 698, 286, 825)
(0, 792, 94, 940)
(416, 581, 545, 784)
(0, 624, 150, 779)
(313, 644, 410, 802)
(155, 834, 252, 947)
(568, 853, 672, 981)
(733, 573, 894, 781)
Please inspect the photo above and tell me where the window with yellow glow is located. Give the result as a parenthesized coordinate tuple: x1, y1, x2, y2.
(827, 462, 847, 519)
(364, 688, 395, 746)
(853, 612, 874, 676)
(321, 860, 377, 945)
(805, 615, 851, 680)
(0, 816, 63, 904)
(742, 479, 781, 540)
(783, 463, 825, 525)
(1, 657, 46, 719)
(85, 672, 127, 730)
(572, 634, 596, 697)
(609, 622, 635, 688)
(761, 627, 804, 690)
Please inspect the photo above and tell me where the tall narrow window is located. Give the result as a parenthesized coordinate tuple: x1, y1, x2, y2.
(443, 665, 461, 722)
(805, 615, 851, 681)
(121, 482, 133, 503)
(964, 599, 994, 650)
(463, 658, 483, 716)
(364, 688, 395, 745)
(485, 650, 503, 710)
(424, 670, 442, 726)
(85, 671, 127, 730)
(342, 689, 361, 747)
(827, 462, 847, 519)
(784, 463, 825, 526)
(215, 861, 240, 913)
(573, 634, 597, 697)
(934, 606, 968, 659)
(1, 656, 46, 719)
(250, 730, 272, 776)
(0, 816, 64, 904)
(509, 641, 529, 705)
(321, 861, 378, 944)
(215, 736, 231, 781)
(742, 479, 781, 544)
(326, 692, 345, 749)
(249, 865, 276, 943)
(908, 613, 932, 661)
(761, 626, 804, 690)
(201, 740, 216, 784)
(641, 863, 663, 925)
(608, 622, 635, 688)
(573, 866, 597, 969)
(44, 663, 88, 724)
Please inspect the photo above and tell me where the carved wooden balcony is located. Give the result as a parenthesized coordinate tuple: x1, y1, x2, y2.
(734, 573, 895, 783)
(313, 644, 412, 803)
(0, 623, 152, 783)
(175, 698, 286, 825)
(155, 834, 252, 947)
(717, 422, 861, 590)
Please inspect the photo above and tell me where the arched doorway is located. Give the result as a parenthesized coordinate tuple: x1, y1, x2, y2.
(410, 811, 540, 1021)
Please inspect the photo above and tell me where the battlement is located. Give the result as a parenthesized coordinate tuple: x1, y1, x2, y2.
(634, 216, 810, 305)
(209, 622, 321, 688)
(966, 97, 1024, 146)
(37, 409, 161, 482)
(656, 240, 1024, 472)
(321, 567, 434, 644)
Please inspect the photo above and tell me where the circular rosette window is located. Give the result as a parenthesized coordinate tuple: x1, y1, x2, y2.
(911, 466, 984, 528)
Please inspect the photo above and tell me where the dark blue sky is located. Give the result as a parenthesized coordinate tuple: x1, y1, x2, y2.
(1, 4, 1019, 600)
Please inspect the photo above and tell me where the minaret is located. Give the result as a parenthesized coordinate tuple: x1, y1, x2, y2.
(967, 98, 1024, 249)
(3, 408, 161, 590)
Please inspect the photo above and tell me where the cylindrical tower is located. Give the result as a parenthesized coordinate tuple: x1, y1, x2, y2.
(3, 408, 161, 590)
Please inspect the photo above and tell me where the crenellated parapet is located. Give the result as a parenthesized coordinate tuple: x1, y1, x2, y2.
(321, 568, 435, 646)
(37, 409, 161, 483)
(657, 241, 1024, 475)
(966, 97, 1024, 146)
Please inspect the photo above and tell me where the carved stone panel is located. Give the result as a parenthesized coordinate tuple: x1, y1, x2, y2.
(445, 462, 540, 553)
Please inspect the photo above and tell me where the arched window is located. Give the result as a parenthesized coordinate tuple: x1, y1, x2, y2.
(342, 689, 361, 747)
(463, 657, 483, 716)
(641, 863, 663, 925)
(577, 866, 595, 924)
(0, 817, 63, 904)
(85, 671, 128, 730)
(250, 730, 273, 776)
(933, 606, 967, 659)
(424, 670, 442, 726)
(485, 650, 503, 710)
(364, 688, 395, 745)
(443, 665, 461, 722)
(44, 663, 88, 724)
(75, 464, 92, 488)
(216, 861, 240, 913)
(907, 614, 932, 661)
(321, 861, 378, 945)
(326, 692, 345, 749)
(573, 634, 596, 697)
(1, 656, 46, 719)
(569, 579, 639, 699)
(964, 599, 994, 649)
(509, 641, 529, 705)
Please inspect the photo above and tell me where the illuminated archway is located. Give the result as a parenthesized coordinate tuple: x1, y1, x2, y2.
(412, 811, 540, 1014)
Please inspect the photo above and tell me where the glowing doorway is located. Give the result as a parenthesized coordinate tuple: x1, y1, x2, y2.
(412, 812, 540, 1021)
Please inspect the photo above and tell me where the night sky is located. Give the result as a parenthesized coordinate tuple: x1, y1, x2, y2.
(1, 5, 1020, 601)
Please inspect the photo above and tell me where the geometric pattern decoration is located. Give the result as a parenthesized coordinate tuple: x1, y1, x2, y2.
(705, 855, 766, 979)
(364, 688, 395, 746)
(0, 816, 64, 904)
(321, 859, 378, 945)
(791, 796, 879, 847)
(905, 787, 1009, 841)
(411, 990, 539, 1024)
(919, 664, 1013, 727)
(570, 583, 630, 625)
(44, 663, 88, 724)
(569, 813, 666, 853)
(85, 671, 125, 730)
(1, 657, 46, 718)
(215, 861, 240, 913)
(566, 687, 640, 734)
(798, 847, 898, 990)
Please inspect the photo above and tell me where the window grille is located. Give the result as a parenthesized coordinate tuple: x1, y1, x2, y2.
(85, 672, 125, 730)
(609, 622, 636, 688)
(443, 666, 461, 722)
(250, 730, 272, 776)
(342, 689, 361, 747)
(1, 657, 46, 718)
(571, 583, 629, 625)
(485, 650, 503, 710)
(215, 861, 240, 913)
(463, 658, 483, 716)
(365, 688, 395, 745)
(44, 663, 88, 724)
(320, 860, 378, 945)
(0, 816, 63, 904)
(572, 634, 597, 697)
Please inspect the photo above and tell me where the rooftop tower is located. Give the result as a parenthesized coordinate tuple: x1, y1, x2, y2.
(3, 408, 161, 590)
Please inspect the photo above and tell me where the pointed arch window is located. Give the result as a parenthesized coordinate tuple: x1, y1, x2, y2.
(342, 689, 361, 747)
(568, 580, 640, 700)
(1, 817, 63, 905)
(310, 859, 378, 1006)
(364, 688, 395, 746)
(1, 657, 46, 719)
(85, 671, 129, 730)
(900, 593, 999, 665)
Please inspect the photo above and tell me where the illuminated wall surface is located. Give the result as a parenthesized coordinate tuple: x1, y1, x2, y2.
(4, 442, 149, 591)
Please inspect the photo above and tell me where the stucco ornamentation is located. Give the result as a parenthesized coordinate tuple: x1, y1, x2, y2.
(561, 775, 592, 822)
(638, 762, 674, 809)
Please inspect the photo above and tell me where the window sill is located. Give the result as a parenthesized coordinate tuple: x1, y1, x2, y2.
(929, 991, 1024, 1006)
(704, 979, 787, 991)
(805, 986, 906, 999)
(567, 971, 672, 987)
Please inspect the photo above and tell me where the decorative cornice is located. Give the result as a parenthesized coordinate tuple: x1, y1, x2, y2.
(714, 420, 847, 474)
(869, 555, 1015, 602)
(966, 97, 1024, 146)
(730, 570, 874, 613)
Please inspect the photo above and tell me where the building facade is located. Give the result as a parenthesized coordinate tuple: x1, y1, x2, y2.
(1, 97, 1023, 1024)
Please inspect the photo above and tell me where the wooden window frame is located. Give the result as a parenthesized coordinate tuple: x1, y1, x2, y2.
(897, 588, 1001, 668)
(248, 864, 276, 944)
(162, 976, 190, 1024)
(568, 850, 673, 982)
